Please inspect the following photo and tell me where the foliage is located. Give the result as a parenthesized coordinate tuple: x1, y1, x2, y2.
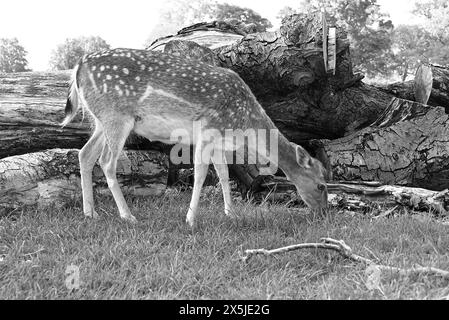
(390, 25, 448, 81)
(145, 0, 220, 45)
(413, 0, 449, 41)
(281, 0, 394, 77)
(145, 0, 272, 46)
(0, 38, 29, 73)
(213, 3, 272, 33)
(49, 36, 111, 70)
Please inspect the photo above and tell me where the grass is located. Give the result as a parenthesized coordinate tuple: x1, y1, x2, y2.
(1, 186, 449, 300)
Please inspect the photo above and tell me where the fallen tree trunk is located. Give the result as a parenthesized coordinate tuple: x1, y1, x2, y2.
(0, 149, 168, 212)
(148, 15, 449, 143)
(316, 97, 449, 191)
(230, 97, 449, 196)
(0, 72, 167, 159)
(0, 71, 90, 159)
(377, 64, 449, 110)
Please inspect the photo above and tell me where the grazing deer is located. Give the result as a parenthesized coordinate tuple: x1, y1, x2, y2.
(62, 48, 328, 226)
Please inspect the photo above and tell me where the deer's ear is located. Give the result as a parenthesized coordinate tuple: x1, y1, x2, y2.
(295, 145, 312, 168)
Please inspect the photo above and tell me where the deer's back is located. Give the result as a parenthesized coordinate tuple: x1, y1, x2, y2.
(77, 48, 264, 132)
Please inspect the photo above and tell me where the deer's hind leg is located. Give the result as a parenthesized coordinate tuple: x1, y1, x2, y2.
(79, 120, 105, 218)
(211, 150, 233, 216)
(98, 116, 137, 223)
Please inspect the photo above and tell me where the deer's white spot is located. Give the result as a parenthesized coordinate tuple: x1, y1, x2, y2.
(100, 66, 105, 71)
(115, 85, 123, 96)
(123, 68, 129, 75)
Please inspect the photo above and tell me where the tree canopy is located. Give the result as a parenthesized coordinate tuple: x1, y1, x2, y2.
(413, 0, 449, 41)
(0, 38, 29, 73)
(278, 0, 394, 77)
(49, 36, 111, 70)
(145, 0, 272, 46)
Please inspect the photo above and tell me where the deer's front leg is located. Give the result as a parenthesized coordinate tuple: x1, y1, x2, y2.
(186, 142, 210, 228)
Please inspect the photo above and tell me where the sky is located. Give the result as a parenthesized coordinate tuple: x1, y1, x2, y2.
(0, 0, 420, 71)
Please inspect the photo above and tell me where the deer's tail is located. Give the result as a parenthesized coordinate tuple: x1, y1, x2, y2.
(61, 62, 82, 127)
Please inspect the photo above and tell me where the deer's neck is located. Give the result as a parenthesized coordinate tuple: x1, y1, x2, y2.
(251, 123, 296, 177)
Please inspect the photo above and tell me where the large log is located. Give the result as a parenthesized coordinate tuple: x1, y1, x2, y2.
(2, 14, 447, 157)
(232, 97, 449, 196)
(316, 97, 449, 191)
(0, 72, 168, 159)
(0, 71, 90, 159)
(0, 149, 168, 212)
(377, 64, 449, 111)
(148, 14, 449, 143)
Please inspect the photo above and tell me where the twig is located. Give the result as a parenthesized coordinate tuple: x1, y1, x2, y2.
(241, 238, 449, 280)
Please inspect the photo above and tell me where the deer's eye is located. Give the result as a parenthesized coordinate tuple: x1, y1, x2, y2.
(317, 184, 326, 192)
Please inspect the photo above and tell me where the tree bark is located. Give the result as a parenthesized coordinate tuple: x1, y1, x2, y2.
(0, 71, 90, 159)
(315, 97, 449, 191)
(0, 149, 168, 212)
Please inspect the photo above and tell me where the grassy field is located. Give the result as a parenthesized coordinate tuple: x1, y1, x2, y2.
(1, 186, 449, 300)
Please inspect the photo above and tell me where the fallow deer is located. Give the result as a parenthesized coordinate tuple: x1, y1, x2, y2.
(62, 48, 328, 227)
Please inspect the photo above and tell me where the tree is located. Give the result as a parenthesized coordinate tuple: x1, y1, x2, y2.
(0, 38, 29, 73)
(145, 0, 217, 45)
(213, 3, 272, 33)
(390, 25, 448, 82)
(145, 0, 272, 46)
(276, 6, 298, 21)
(49, 36, 111, 70)
(413, 0, 449, 42)
(279, 0, 394, 78)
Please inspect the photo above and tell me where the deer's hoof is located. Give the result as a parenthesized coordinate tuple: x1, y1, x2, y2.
(84, 210, 99, 219)
(122, 214, 138, 224)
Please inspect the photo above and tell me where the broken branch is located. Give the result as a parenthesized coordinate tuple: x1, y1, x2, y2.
(241, 238, 449, 280)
